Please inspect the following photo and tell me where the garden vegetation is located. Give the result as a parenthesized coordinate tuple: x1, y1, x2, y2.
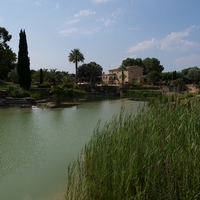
(66, 96, 200, 200)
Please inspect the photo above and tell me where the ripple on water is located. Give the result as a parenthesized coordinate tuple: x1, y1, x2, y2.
(0, 108, 46, 179)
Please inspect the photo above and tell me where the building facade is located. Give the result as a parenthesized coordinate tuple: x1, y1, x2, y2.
(102, 65, 145, 85)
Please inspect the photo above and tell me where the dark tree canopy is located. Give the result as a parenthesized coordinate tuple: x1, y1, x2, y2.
(68, 49, 84, 85)
(0, 27, 12, 48)
(0, 27, 16, 80)
(17, 29, 31, 90)
(147, 71, 161, 84)
(78, 62, 102, 86)
(143, 57, 164, 75)
(181, 66, 199, 76)
(122, 57, 143, 67)
(187, 67, 200, 84)
(46, 69, 64, 86)
(161, 71, 183, 82)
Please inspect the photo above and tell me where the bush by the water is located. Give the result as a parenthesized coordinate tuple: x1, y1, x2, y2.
(7, 85, 30, 98)
(125, 89, 161, 99)
(66, 97, 200, 200)
(65, 88, 86, 97)
(37, 83, 51, 88)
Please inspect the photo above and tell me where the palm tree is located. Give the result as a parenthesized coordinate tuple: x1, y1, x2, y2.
(118, 63, 127, 86)
(68, 49, 85, 85)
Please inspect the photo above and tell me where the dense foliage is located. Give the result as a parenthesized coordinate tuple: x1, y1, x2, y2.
(0, 27, 17, 80)
(66, 97, 200, 199)
(78, 62, 102, 86)
(125, 89, 161, 99)
(187, 67, 200, 84)
(122, 57, 143, 67)
(143, 57, 164, 74)
(7, 85, 30, 98)
(17, 29, 31, 90)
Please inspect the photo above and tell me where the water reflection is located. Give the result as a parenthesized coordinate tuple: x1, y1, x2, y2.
(0, 99, 143, 200)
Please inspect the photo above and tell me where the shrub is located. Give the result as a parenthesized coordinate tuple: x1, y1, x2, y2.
(30, 90, 46, 99)
(65, 88, 86, 97)
(184, 92, 195, 98)
(63, 83, 74, 88)
(7, 85, 30, 98)
(37, 83, 51, 88)
(73, 84, 80, 89)
(125, 89, 161, 99)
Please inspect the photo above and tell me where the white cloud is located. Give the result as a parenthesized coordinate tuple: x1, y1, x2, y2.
(129, 38, 158, 51)
(129, 26, 199, 52)
(60, 28, 78, 36)
(74, 9, 96, 18)
(96, 8, 121, 27)
(97, 17, 112, 27)
(66, 19, 80, 25)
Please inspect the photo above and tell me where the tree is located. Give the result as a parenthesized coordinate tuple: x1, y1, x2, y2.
(17, 29, 31, 90)
(32, 68, 48, 83)
(147, 71, 161, 85)
(143, 57, 164, 75)
(187, 68, 200, 84)
(122, 57, 143, 67)
(0, 27, 17, 80)
(8, 67, 18, 83)
(135, 58, 143, 67)
(78, 62, 102, 86)
(50, 84, 66, 104)
(68, 49, 84, 85)
(47, 69, 63, 86)
(172, 78, 184, 93)
(122, 58, 136, 66)
(39, 68, 43, 84)
(118, 63, 127, 86)
(181, 66, 199, 76)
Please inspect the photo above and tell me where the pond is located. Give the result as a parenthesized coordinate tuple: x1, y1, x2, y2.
(0, 99, 144, 200)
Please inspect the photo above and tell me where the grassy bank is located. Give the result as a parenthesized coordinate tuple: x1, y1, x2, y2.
(66, 97, 200, 199)
(124, 89, 161, 100)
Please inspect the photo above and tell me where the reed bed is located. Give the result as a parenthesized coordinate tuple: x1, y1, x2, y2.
(66, 97, 200, 200)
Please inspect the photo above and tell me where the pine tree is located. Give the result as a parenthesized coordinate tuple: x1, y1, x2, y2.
(17, 29, 31, 90)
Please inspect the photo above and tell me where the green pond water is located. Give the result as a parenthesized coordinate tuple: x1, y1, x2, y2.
(0, 99, 143, 200)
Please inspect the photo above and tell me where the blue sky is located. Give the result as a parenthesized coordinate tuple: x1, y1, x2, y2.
(1, 0, 200, 74)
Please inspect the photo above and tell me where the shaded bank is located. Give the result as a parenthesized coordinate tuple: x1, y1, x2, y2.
(0, 97, 36, 107)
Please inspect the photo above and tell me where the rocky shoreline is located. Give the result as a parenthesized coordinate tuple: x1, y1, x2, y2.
(0, 97, 79, 108)
(0, 97, 36, 107)
(36, 101, 79, 108)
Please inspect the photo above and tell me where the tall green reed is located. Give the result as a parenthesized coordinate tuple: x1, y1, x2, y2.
(66, 97, 200, 200)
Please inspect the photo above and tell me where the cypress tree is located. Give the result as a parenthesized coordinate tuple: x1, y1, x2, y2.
(17, 29, 31, 90)
(39, 68, 43, 84)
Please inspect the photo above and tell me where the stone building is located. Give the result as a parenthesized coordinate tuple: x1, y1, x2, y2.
(102, 65, 145, 85)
